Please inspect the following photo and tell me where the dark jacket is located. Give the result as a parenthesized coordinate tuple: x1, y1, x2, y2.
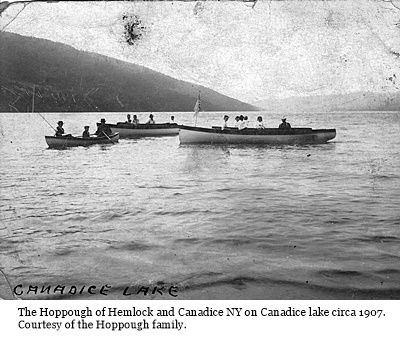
(279, 122, 291, 129)
(95, 124, 112, 137)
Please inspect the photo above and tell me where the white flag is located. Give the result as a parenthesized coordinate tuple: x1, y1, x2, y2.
(193, 91, 201, 126)
(193, 92, 201, 115)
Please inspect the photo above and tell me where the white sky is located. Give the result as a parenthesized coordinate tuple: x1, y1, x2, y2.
(2, 0, 400, 104)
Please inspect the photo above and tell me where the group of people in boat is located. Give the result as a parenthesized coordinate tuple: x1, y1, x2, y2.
(55, 114, 291, 138)
(221, 115, 291, 130)
(125, 114, 140, 124)
(55, 119, 112, 138)
(125, 114, 177, 125)
(55, 114, 178, 138)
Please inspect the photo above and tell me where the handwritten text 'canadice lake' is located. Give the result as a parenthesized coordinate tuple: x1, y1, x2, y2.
(13, 284, 179, 297)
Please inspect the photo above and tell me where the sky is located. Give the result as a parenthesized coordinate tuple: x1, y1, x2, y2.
(1, 0, 400, 104)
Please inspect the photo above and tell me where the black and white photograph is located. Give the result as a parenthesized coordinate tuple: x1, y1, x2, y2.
(1, 0, 399, 307)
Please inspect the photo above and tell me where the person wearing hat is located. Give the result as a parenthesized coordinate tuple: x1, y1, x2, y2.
(95, 118, 112, 137)
(82, 126, 90, 138)
(221, 115, 230, 130)
(55, 121, 65, 136)
(279, 118, 291, 130)
(146, 114, 155, 124)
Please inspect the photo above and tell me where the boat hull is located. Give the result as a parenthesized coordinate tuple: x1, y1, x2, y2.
(179, 126, 336, 145)
(102, 123, 179, 138)
(45, 133, 119, 148)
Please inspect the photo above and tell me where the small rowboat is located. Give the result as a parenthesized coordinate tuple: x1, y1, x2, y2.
(98, 122, 179, 138)
(45, 133, 119, 149)
(179, 125, 336, 145)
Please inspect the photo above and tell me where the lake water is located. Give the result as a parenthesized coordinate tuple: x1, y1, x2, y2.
(0, 111, 399, 300)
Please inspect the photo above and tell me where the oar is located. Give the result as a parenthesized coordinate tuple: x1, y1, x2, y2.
(38, 112, 57, 133)
(31, 85, 57, 133)
(102, 132, 115, 144)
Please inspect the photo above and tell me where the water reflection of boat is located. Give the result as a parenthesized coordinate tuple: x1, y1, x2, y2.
(179, 125, 336, 145)
(45, 133, 119, 149)
(97, 122, 179, 138)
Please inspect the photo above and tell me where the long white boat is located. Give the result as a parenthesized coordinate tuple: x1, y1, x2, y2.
(100, 122, 179, 138)
(179, 125, 336, 145)
(45, 133, 119, 149)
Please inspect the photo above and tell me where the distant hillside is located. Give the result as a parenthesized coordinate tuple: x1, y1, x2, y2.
(255, 92, 400, 112)
(0, 32, 258, 112)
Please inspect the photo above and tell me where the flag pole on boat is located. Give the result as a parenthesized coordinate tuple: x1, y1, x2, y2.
(32, 85, 57, 132)
(193, 90, 201, 127)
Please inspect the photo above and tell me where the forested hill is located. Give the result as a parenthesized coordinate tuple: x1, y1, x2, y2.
(0, 32, 258, 112)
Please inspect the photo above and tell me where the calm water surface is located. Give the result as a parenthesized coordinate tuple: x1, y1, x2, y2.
(0, 111, 399, 299)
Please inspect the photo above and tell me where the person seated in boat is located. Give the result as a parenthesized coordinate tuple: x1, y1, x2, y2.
(234, 116, 240, 128)
(279, 118, 291, 129)
(95, 118, 112, 137)
(146, 114, 155, 124)
(238, 115, 246, 130)
(170, 116, 176, 124)
(132, 115, 139, 125)
(221, 115, 229, 130)
(55, 121, 65, 136)
(255, 116, 265, 129)
(126, 114, 132, 124)
(82, 126, 90, 138)
(244, 116, 249, 128)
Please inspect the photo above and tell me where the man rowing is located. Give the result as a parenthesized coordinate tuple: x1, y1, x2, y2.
(95, 118, 112, 137)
